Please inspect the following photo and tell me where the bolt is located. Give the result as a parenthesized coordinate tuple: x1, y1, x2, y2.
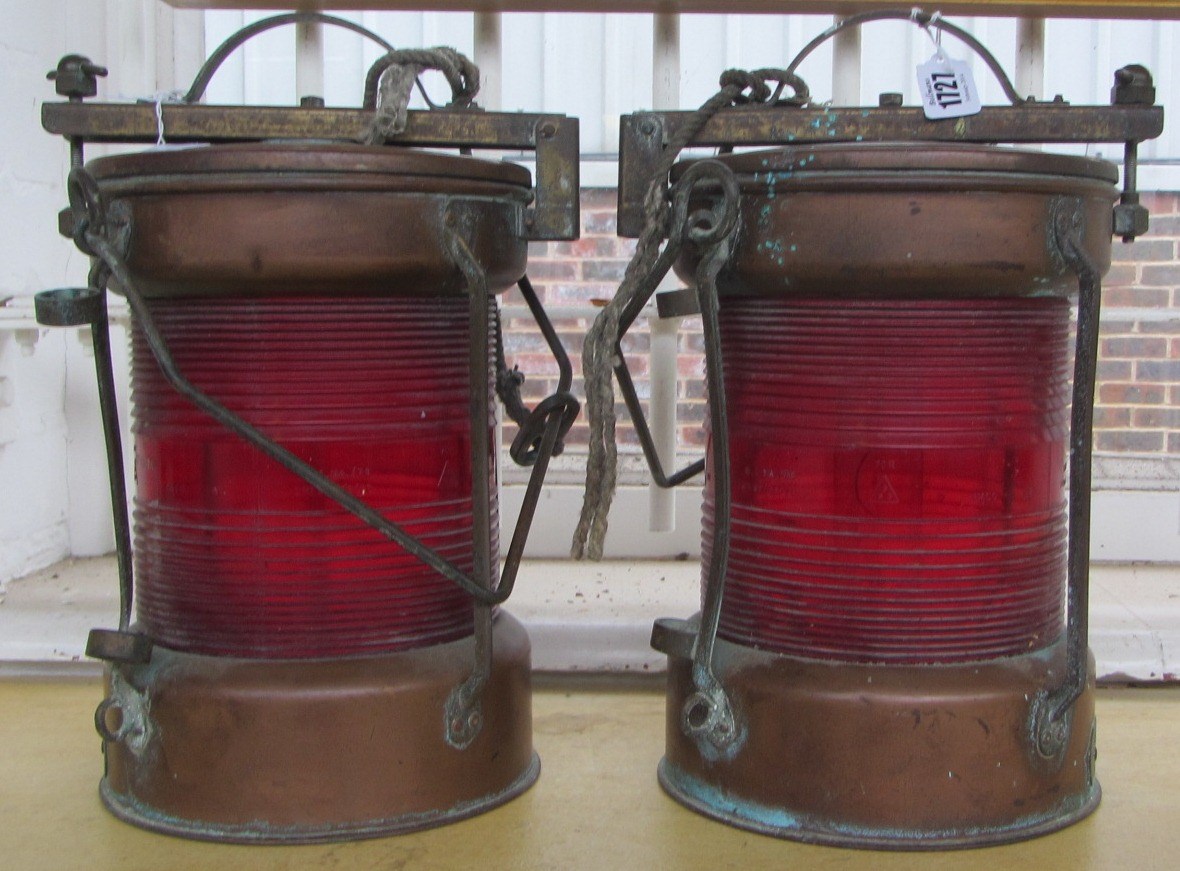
(47, 55, 107, 101)
(1112, 64, 1155, 106)
(539, 122, 557, 139)
(639, 120, 657, 136)
(1113, 200, 1149, 242)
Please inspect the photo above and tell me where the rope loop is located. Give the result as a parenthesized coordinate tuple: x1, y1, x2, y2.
(360, 46, 481, 144)
(755, 68, 811, 107)
(719, 69, 773, 104)
(719, 67, 810, 107)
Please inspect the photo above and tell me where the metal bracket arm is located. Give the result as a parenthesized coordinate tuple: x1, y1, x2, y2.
(41, 102, 580, 241)
(618, 103, 1163, 237)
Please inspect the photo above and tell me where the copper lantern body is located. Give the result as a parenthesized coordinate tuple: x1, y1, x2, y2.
(654, 143, 1113, 848)
(39, 23, 580, 844)
(89, 144, 538, 842)
(601, 22, 1162, 849)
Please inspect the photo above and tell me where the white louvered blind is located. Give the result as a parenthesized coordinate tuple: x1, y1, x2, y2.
(204, 10, 1180, 184)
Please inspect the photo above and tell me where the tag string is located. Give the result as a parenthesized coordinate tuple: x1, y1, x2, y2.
(144, 90, 186, 146)
(154, 97, 166, 146)
(913, 8, 947, 60)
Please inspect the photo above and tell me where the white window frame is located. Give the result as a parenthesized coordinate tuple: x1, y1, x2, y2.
(2, 1, 1178, 682)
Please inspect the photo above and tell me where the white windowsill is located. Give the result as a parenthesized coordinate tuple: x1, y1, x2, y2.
(2, 554, 1177, 683)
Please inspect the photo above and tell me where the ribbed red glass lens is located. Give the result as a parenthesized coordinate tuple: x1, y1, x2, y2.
(131, 297, 494, 658)
(705, 297, 1070, 664)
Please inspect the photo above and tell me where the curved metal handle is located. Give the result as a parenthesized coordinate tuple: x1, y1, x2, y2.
(442, 231, 577, 749)
(34, 285, 147, 663)
(610, 162, 741, 492)
(183, 12, 396, 105)
(784, 8, 1025, 106)
(678, 164, 744, 754)
(1030, 197, 1101, 761)
(68, 166, 570, 610)
(498, 276, 580, 467)
(613, 161, 745, 752)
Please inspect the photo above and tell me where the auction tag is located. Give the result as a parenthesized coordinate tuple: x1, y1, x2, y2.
(916, 54, 981, 120)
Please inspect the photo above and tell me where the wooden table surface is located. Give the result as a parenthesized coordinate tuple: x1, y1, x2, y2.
(2, 680, 1178, 870)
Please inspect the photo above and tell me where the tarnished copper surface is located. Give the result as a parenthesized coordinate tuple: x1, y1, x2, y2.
(672, 143, 1118, 298)
(651, 142, 1112, 848)
(659, 635, 1098, 849)
(87, 143, 530, 298)
(98, 612, 536, 843)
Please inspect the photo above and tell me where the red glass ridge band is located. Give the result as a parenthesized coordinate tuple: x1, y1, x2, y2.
(131, 297, 496, 658)
(706, 297, 1070, 664)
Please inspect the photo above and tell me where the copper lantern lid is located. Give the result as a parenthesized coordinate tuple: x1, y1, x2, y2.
(87, 143, 533, 298)
(673, 142, 1120, 298)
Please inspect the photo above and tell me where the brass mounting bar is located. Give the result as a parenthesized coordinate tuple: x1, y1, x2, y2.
(617, 104, 1163, 236)
(42, 101, 580, 241)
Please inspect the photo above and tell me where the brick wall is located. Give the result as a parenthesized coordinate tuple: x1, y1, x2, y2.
(1098, 192, 1180, 455)
(504, 188, 707, 458)
(504, 188, 1180, 465)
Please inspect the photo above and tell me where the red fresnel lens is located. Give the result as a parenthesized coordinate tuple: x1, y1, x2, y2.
(710, 296, 1070, 664)
(39, 135, 575, 843)
(652, 143, 1121, 848)
(132, 296, 486, 659)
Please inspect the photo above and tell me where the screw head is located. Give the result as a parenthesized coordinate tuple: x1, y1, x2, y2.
(47, 54, 107, 100)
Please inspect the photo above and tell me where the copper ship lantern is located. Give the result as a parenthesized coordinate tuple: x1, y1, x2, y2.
(38, 14, 579, 843)
(580, 11, 1165, 850)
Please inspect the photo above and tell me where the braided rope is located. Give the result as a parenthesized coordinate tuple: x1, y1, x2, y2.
(360, 47, 480, 145)
(571, 69, 797, 560)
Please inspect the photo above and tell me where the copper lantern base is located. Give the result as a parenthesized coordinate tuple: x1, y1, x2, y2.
(97, 612, 536, 844)
(656, 627, 1098, 850)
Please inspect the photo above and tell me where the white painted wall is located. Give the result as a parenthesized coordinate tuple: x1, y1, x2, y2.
(0, 0, 201, 588)
(1, 0, 103, 587)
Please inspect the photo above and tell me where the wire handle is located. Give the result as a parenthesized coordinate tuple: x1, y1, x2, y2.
(1029, 196, 1102, 762)
(784, 8, 1025, 106)
(184, 13, 396, 105)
